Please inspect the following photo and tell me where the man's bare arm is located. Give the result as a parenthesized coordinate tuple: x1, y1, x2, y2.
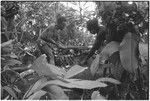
(86, 30, 106, 60)
(41, 34, 60, 47)
(39, 25, 60, 47)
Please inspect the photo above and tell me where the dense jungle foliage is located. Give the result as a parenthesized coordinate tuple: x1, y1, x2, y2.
(1, 1, 149, 100)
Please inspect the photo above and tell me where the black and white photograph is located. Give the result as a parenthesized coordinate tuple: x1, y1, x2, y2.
(1, 1, 149, 100)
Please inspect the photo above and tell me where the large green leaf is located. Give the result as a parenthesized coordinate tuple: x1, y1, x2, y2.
(119, 32, 138, 73)
(90, 54, 100, 76)
(2, 45, 13, 54)
(139, 42, 148, 64)
(45, 85, 69, 100)
(23, 77, 47, 99)
(2, 53, 18, 59)
(66, 79, 107, 89)
(1, 39, 14, 48)
(64, 65, 88, 79)
(3, 86, 17, 99)
(30, 54, 65, 78)
(96, 77, 121, 84)
(38, 79, 107, 90)
(99, 41, 120, 63)
(4, 59, 22, 66)
(27, 90, 47, 100)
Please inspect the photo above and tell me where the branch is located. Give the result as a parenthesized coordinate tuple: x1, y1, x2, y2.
(41, 24, 52, 35)
(66, 45, 91, 50)
(15, 17, 28, 29)
(18, 47, 35, 58)
(83, 2, 87, 7)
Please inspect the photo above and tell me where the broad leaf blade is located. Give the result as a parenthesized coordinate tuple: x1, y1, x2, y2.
(99, 41, 119, 63)
(90, 54, 100, 76)
(119, 32, 138, 73)
(39, 79, 107, 90)
(5, 59, 22, 66)
(67, 79, 107, 89)
(31, 54, 64, 78)
(27, 90, 47, 100)
(96, 77, 121, 84)
(64, 65, 88, 79)
(3, 86, 17, 99)
(139, 42, 148, 64)
(47, 63, 66, 77)
(1, 39, 14, 48)
(45, 85, 69, 100)
(24, 77, 47, 99)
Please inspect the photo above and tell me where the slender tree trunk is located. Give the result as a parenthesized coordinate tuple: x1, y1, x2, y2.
(54, 2, 59, 23)
(79, 2, 83, 23)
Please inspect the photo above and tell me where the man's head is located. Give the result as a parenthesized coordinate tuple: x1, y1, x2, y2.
(86, 18, 99, 34)
(56, 14, 67, 30)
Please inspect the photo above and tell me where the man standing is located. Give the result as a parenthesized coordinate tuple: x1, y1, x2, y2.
(37, 14, 67, 64)
(81, 18, 107, 64)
